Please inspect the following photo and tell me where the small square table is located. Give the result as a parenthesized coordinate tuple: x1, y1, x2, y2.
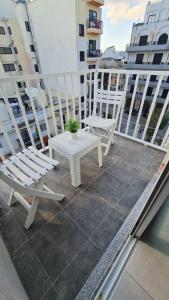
(48, 130, 102, 187)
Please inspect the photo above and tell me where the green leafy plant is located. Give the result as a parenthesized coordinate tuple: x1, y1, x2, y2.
(65, 118, 80, 133)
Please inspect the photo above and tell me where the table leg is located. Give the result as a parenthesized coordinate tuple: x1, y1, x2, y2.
(69, 157, 81, 187)
(49, 146, 53, 158)
(98, 141, 102, 168)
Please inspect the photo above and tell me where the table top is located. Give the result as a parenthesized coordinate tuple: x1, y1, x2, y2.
(48, 130, 100, 156)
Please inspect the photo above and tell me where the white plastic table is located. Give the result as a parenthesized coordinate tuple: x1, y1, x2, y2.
(48, 130, 102, 187)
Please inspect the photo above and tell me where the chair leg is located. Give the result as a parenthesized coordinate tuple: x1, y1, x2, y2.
(42, 184, 65, 201)
(25, 196, 39, 229)
(104, 132, 114, 156)
(8, 189, 16, 206)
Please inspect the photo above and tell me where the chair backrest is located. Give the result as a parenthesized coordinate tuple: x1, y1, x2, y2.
(93, 89, 124, 120)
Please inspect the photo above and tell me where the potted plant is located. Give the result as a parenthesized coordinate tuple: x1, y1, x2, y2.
(65, 118, 80, 140)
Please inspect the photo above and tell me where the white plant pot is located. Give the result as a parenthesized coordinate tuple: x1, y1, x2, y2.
(70, 132, 78, 140)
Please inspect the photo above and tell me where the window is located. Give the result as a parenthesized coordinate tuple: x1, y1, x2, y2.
(25, 21, 31, 32)
(0, 26, 5, 35)
(79, 24, 84, 37)
(135, 54, 144, 64)
(80, 75, 84, 83)
(34, 64, 39, 72)
(166, 76, 169, 83)
(146, 87, 153, 96)
(157, 33, 168, 45)
(132, 74, 136, 80)
(80, 51, 85, 61)
(150, 75, 157, 82)
(81, 96, 84, 103)
(161, 89, 169, 99)
(89, 10, 97, 20)
(152, 53, 163, 64)
(8, 26, 12, 35)
(19, 64, 23, 71)
(3, 63, 15, 72)
(89, 64, 95, 69)
(148, 14, 156, 24)
(17, 82, 22, 88)
(40, 123, 47, 132)
(0, 47, 12, 54)
(30, 44, 35, 52)
(14, 47, 18, 54)
(139, 35, 148, 46)
(130, 85, 134, 93)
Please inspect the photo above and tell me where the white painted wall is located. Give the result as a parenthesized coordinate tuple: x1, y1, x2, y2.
(28, 0, 78, 73)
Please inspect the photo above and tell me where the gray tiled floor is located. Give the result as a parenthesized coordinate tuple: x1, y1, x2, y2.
(0, 136, 165, 300)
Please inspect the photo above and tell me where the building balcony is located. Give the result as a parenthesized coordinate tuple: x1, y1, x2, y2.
(87, 49, 101, 61)
(86, 19, 103, 34)
(87, 0, 104, 6)
(125, 62, 169, 70)
(0, 69, 168, 300)
(126, 41, 169, 52)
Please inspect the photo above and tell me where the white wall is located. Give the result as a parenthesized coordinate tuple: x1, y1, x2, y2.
(28, 0, 78, 73)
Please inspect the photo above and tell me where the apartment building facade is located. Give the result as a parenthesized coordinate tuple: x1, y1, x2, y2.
(125, 0, 169, 110)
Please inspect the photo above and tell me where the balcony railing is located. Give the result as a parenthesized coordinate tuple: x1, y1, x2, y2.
(87, 19, 103, 30)
(0, 69, 169, 159)
(126, 41, 169, 52)
(125, 62, 169, 70)
(87, 49, 101, 58)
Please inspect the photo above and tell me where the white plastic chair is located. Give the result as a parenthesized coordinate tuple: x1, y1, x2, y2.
(82, 89, 124, 156)
(0, 146, 64, 229)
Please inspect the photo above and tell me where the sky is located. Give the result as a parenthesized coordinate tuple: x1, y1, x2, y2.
(101, 0, 148, 51)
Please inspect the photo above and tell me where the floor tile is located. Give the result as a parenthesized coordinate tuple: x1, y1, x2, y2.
(133, 170, 153, 193)
(12, 197, 62, 239)
(118, 184, 144, 217)
(90, 172, 129, 204)
(29, 210, 87, 282)
(12, 243, 51, 300)
(41, 286, 60, 300)
(106, 160, 142, 185)
(91, 208, 125, 251)
(65, 188, 112, 236)
(111, 271, 153, 300)
(0, 211, 27, 253)
(54, 240, 102, 300)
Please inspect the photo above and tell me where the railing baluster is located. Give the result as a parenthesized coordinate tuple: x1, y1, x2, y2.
(89, 71, 92, 117)
(151, 91, 169, 144)
(55, 76, 64, 132)
(78, 72, 82, 127)
(106, 73, 111, 119)
(118, 74, 129, 132)
(26, 80, 45, 148)
(133, 75, 150, 138)
(13, 81, 36, 147)
(36, 79, 51, 139)
(70, 74, 76, 119)
(84, 73, 87, 121)
(0, 120, 15, 155)
(161, 126, 169, 148)
(100, 71, 104, 117)
(0, 84, 25, 149)
(125, 74, 139, 135)
(142, 75, 163, 141)
(47, 80, 58, 136)
(116, 73, 120, 91)
(63, 75, 70, 120)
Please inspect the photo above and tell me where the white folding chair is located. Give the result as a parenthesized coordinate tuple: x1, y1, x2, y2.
(82, 89, 124, 156)
(0, 146, 64, 229)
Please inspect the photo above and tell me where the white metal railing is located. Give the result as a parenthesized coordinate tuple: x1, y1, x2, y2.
(0, 68, 169, 159)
